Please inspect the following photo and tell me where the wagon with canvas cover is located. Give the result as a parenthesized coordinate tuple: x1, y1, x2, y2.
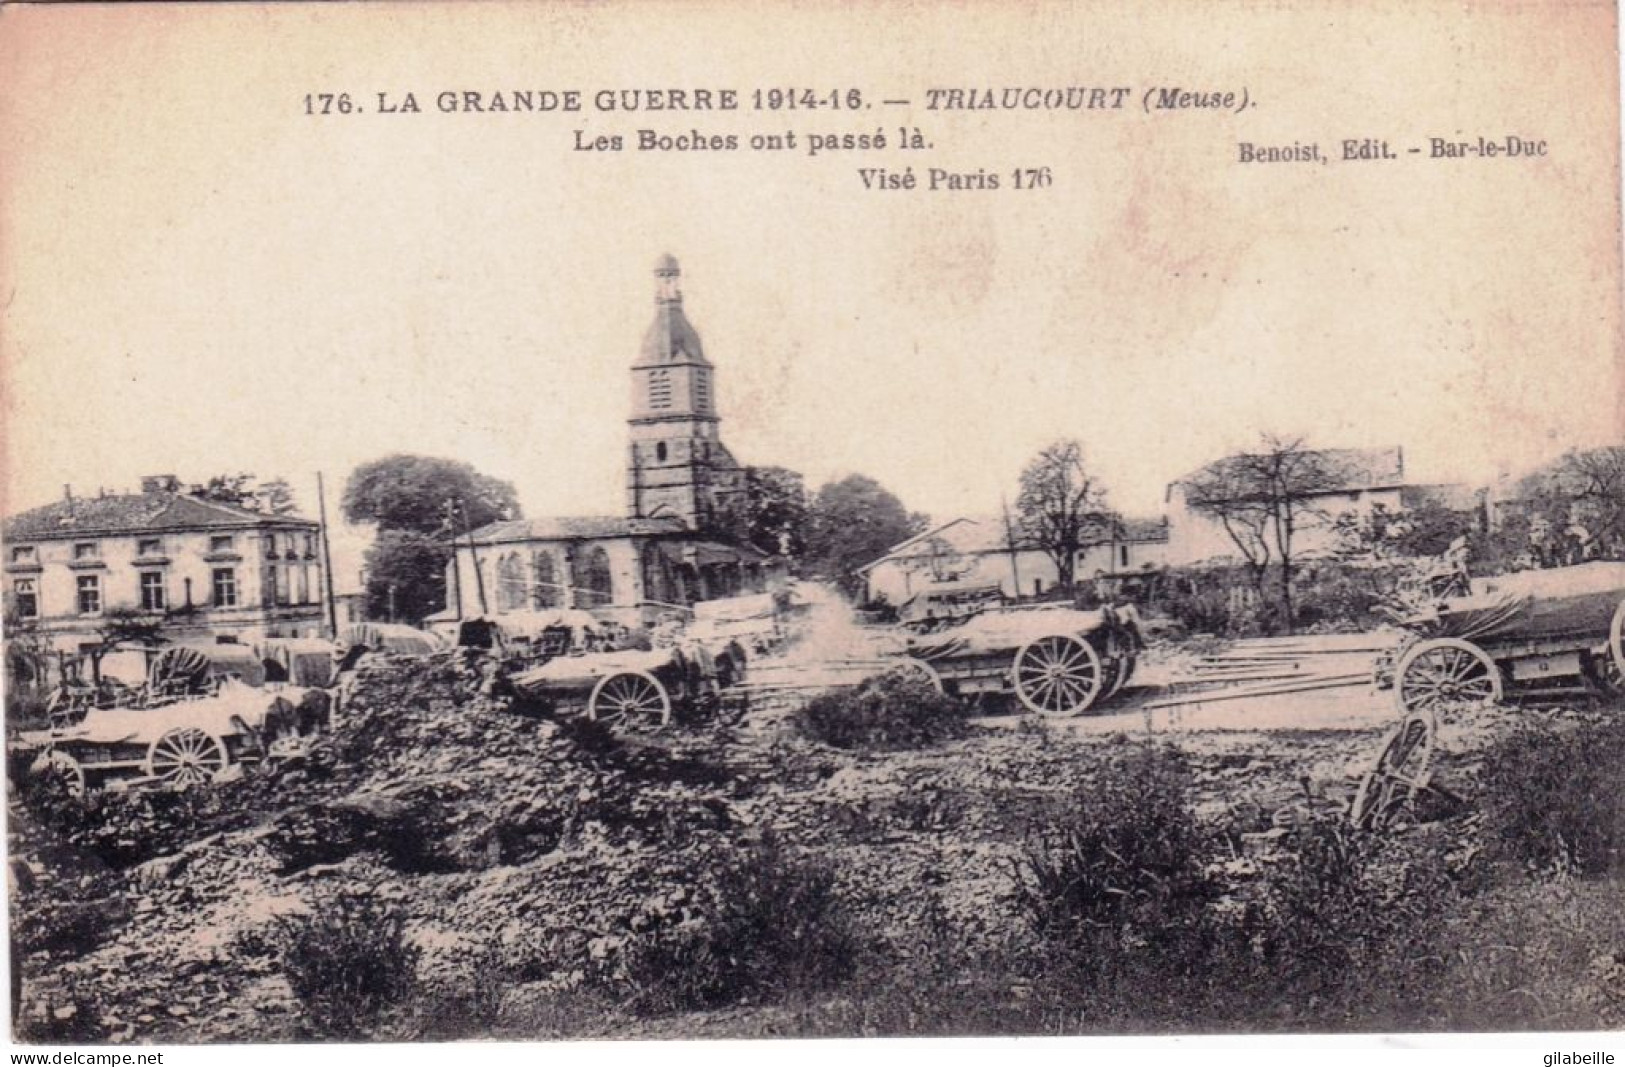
(903, 604, 1144, 716)
(509, 640, 747, 729)
(20, 680, 331, 795)
(1383, 561, 1625, 715)
(1355, 562, 1625, 830)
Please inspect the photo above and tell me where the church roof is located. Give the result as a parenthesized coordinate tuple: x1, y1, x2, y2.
(639, 301, 708, 366)
(465, 514, 688, 545)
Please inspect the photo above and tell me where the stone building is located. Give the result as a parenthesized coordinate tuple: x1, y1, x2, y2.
(2, 476, 327, 656)
(434, 256, 776, 632)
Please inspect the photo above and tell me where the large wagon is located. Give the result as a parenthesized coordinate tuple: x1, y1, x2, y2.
(509, 641, 746, 729)
(904, 604, 1143, 716)
(21, 681, 330, 795)
(1384, 561, 1625, 715)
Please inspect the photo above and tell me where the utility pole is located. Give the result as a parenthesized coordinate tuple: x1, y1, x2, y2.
(455, 497, 489, 616)
(1001, 495, 1023, 600)
(316, 472, 339, 638)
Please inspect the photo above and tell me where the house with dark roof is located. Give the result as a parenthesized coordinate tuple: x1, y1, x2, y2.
(429, 257, 778, 632)
(2, 475, 327, 655)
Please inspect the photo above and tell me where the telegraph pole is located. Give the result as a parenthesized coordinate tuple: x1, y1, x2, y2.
(316, 471, 339, 637)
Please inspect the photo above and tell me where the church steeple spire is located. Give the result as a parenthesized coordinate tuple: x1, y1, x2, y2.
(626, 254, 742, 528)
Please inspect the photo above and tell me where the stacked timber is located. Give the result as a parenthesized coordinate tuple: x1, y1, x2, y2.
(1141, 633, 1397, 711)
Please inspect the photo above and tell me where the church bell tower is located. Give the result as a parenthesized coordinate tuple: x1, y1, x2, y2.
(626, 255, 742, 529)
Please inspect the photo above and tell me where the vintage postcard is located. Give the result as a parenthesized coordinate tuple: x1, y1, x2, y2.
(2, 0, 1622, 1055)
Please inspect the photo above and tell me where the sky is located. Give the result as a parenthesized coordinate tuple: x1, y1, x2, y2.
(2, 1, 1621, 571)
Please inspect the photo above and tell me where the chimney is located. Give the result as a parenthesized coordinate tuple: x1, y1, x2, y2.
(62, 484, 72, 501)
(141, 474, 181, 494)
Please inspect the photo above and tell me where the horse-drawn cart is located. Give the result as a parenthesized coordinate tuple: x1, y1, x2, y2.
(509, 641, 747, 729)
(20, 681, 330, 795)
(904, 604, 1143, 716)
(1384, 561, 1625, 714)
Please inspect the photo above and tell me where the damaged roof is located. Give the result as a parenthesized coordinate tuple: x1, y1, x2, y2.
(4, 491, 316, 541)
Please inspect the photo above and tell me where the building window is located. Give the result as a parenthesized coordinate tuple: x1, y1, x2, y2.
(572, 545, 614, 608)
(1119, 545, 1130, 568)
(298, 566, 312, 604)
(73, 542, 99, 561)
(210, 534, 235, 554)
(264, 534, 279, 559)
(276, 566, 291, 606)
(656, 441, 668, 462)
(496, 553, 527, 612)
(77, 574, 101, 615)
(10, 545, 36, 565)
(212, 568, 238, 608)
(648, 368, 672, 410)
(531, 551, 560, 609)
(13, 578, 38, 619)
(302, 533, 316, 559)
(137, 538, 163, 557)
(694, 369, 711, 410)
(140, 571, 167, 611)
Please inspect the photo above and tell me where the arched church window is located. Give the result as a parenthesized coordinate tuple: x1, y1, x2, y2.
(531, 550, 560, 609)
(496, 553, 527, 613)
(573, 545, 614, 608)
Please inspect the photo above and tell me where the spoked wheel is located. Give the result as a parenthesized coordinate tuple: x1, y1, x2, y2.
(1106, 655, 1136, 701)
(588, 670, 672, 729)
(1394, 637, 1503, 715)
(883, 656, 944, 694)
(1610, 598, 1625, 683)
(145, 727, 227, 789)
(31, 749, 87, 797)
(1350, 711, 1436, 831)
(1012, 634, 1103, 717)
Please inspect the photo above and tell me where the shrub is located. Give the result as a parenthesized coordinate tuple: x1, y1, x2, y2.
(796, 669, 970, 751)
(605, 835, 857, 1015)
(1258, 815, 1458, 1028)
(274, 889, 421, 1039)
(1478, 718, 1625, 876)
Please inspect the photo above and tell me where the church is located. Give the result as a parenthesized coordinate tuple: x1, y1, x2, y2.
(430, 255, 779, 631)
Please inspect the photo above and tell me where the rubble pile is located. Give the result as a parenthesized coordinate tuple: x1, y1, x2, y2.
(11, 646, 1471, 1041)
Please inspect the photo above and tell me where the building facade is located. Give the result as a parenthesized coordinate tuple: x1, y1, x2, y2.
(435, 256, 775, 632)
(861, 515, 1170, 607)
(1164, 446, 1435, 566)
(2, 476, 327, 656)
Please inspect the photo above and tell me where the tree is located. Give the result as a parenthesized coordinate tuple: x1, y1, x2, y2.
(1013, 439, 1115, 592)
(86, 607, 167, 684)
(342, 454, 520, 536)
(190, 473, 300, 515)
(803, 474, 926, 598)
(1183, 434, 1342, 633)
(342, 455, 520, 625)
(362, 530, 451, 625)
(1496, 446, 1625, 567)
(719, 466, 810, 560)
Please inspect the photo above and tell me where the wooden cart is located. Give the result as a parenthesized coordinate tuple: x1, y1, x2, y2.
(904, 604, 1143, 716)
(1386, 561, 1625, 715)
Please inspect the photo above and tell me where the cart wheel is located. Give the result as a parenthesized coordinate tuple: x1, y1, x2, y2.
(1012, 634, 1103, 717)
(145, 727, 228, 789)
(1610, 598, 1625, 684)
(1350, 711, 1436, 831)
(1393, 637, 1503, 715)
(1107, 655, 1136, 700)
(31, 749, 86, 797)
(588, 670, 672, 729)
(884, 656, 944, 694)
